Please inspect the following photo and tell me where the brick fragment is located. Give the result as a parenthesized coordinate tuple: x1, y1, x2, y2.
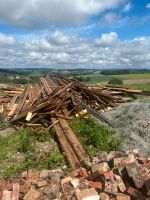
(23, 188, 40, 200)
(79, 168, 88, 178)
(115, 175, 126, 192)
(92, 162, 109, 174)
(2, 190, 12, 200)
(75, 188, 99, 200)
(12, 183, 19, 200)
(87, 170, 100, 181)
(71, 178, 80, 188)
(99, 192, 110, 200)
(116, 193, 130, 200)
(19, 180, 31, 194)
(37, 180, 47, 188)
(103, 171, 114, 182)
(105, 181, 118, 194)
(21, 171, 28, 179)
(69, 169, 79, 177)
(88, 181, 102, 190)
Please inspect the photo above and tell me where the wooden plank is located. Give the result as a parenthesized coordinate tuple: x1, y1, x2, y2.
(13, 84, 30, 120)
(51, 117, 79, 169)
(58, 116, 86, 161)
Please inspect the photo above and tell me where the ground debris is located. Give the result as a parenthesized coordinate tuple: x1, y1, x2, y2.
(1, 150, 150, 200)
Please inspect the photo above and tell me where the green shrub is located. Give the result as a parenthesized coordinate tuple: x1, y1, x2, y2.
(108, 78, 123, 85)
(70, 118, 123, 157)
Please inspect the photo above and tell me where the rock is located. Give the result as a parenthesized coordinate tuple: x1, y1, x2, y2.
(104, 100, 150, 156)
(23, 188, 40, 200)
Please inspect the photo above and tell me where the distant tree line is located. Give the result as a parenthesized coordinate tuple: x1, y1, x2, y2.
(101, 69, 150, 75)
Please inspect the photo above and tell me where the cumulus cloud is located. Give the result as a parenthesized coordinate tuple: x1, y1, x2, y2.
(0, 33, 15, 46)
(0, 0, 126, 29)
(0, 31, 150, 68)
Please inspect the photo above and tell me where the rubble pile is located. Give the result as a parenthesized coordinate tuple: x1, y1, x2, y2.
(0, 75, 150, 169)
(1, 150, 150, 200)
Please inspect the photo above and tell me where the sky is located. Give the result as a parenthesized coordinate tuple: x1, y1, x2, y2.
(0, 0, 150, 69)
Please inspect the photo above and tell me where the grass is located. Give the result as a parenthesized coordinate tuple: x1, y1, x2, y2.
(0, 128, 64, 180)
(128, 83, 150, 90)
(70, 118, 123, 158)
(0, 118, 123, 179)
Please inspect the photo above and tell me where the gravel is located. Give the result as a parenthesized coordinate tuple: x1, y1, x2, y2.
(104, 99, 150, 156)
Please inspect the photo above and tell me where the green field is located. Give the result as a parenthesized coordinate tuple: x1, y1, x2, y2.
(109, 73, 150, 80)
(129, 83, 150, 90)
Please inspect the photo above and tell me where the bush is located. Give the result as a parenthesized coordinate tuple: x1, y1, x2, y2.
(70, 118, 123, 157)
(108, 78, 123, 85)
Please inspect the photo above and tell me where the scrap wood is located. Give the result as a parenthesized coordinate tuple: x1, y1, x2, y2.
(0, 74, 149, 168)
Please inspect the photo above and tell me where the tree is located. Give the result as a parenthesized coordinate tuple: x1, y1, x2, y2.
(108, 78, 123, 85)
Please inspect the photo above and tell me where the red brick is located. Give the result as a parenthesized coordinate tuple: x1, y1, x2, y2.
(87, 170, 100, 181)
(2, 190, 12, 200)
(0, 181, 12, 191)
(69, 169, 79, 178)
(79, 167, 88, 178)
(19, 180, 31, 194)
(116, 193, 131, 200)
(88, 181, 102, 190)
(12, 183, 19, 200)
(103, 171, 114, 182)
(99, 192, 110, 200)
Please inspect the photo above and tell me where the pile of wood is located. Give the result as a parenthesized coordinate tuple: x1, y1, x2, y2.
(0, 74, 149, 168)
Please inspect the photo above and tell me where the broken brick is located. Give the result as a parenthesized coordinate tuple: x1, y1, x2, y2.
(69, 169, 79, 178)
(92, 162, 109, 174)
(2, 190, 12, 200)
(116, 193, 131, 200)
(99, 192, 110, 200)
(12, 183, 19, 200)
(79, 167, 88, 178)
(88, 181, 102, 190)
(75, 188, 99, 200)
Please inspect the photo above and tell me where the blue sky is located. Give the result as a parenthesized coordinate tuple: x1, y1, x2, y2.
(0, 0, 150, 68)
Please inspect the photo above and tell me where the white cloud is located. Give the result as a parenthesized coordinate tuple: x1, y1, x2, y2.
(146, 3, 150, 9)
(95, 32, 118, 46)
(0, 0, 126, 29)
(0, 31, 150, 68)
(0, 33, 15, 45)
(123, 2, 132, 12)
